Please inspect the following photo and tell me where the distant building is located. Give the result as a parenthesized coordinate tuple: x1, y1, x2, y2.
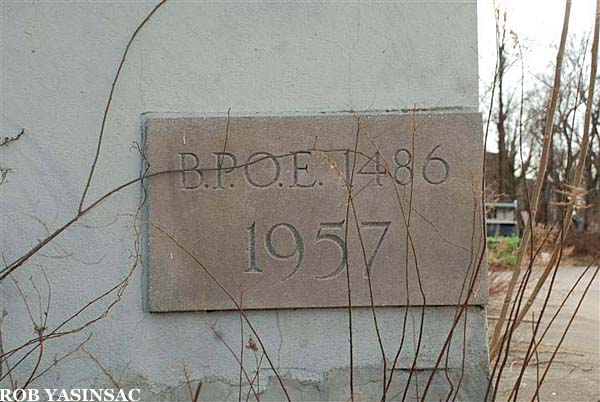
(485, 152, 599, 235)
(485, 152, 520, 236)
(486, 201, 519, 237)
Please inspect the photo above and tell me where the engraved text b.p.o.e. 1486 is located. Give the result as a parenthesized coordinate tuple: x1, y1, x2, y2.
(144, 112, 487, 312)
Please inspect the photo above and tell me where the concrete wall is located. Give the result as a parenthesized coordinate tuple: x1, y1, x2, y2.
(1, 1, 488, 401)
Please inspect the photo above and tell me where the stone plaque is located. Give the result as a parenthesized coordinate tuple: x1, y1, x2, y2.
(144, 112, 487, 312)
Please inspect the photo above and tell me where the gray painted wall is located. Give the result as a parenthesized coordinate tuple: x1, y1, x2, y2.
(1, 1, 488, 401)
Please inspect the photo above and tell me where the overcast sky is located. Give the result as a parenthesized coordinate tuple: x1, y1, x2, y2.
(478, 0, 596, 97)
(477, 0, 597, 151)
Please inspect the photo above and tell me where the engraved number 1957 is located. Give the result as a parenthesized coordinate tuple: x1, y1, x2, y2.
(246, 220, 391, 281)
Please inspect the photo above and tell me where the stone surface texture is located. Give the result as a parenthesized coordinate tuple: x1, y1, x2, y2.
(1, 1, 489, 401)
(146, 112, 487, 311)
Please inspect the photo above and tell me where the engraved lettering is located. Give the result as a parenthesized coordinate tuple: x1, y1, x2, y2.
(213, 152, 238, 189)
(393, 148, 412, 185)
(246, 221, 261, 273)
(146, 113, 484, 311)
(344, 150, 352, 187)
(358, 151, 385, 186)
(314, 220, 346, 280)
(422, 145, 450, 184)
(292, 151, 317, 188)
(244, 152, 281, 188)
(361, 221, 391, 278)
(265, 223, 304, 281)
(179, 152, 203, 189)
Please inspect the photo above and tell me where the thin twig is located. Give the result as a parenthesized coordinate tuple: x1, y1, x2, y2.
(491, 0, 573, 353)
(509, 0, 600, 337)
(0, 129, 25, 148)
(151, 223, 291, 401)
(78, 0, 168, 212)
(343, 116, 361, 402)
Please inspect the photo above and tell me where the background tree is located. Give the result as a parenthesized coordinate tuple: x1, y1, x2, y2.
(487, 26, 600, 232)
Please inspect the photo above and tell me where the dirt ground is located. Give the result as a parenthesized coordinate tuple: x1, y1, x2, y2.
(488, 265, 600, 402)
